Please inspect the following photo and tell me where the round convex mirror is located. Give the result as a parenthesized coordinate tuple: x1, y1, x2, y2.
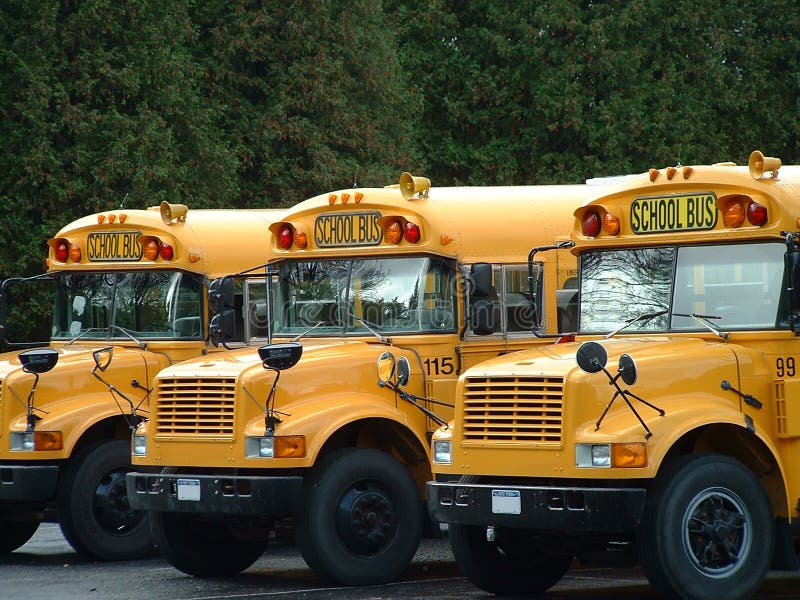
(576, 341, 607, 374)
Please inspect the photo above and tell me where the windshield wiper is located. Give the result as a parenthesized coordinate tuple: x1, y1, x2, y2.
(108, 325, 147, 348)
(66, 327, 107, 346)
(672, 312, 728, 339)
(605, 309, 668, 338)
(291, 321, 325, 342)
(354, 316, 392, 345)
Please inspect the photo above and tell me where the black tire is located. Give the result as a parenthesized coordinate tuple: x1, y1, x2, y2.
(152, 510, 267, 577)
(0, 516, 40, 554)
(449, 523, 572, 596)
(295, 447, 423, 586)
(638, 454, 774, 600)
(57, 438, 153, 560)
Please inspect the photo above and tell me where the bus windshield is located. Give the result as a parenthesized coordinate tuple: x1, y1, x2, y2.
(580, 242, 786, 333)
(265, 256, 457, 336)
(51, 271, 204, 340)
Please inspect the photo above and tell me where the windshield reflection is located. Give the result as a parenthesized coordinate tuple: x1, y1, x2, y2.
(51, 271, 204, 340)
(579, 242, 785, 333)
(258, 257, 457, 336)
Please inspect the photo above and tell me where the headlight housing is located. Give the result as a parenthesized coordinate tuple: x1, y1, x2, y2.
(433, 440, 452, 464)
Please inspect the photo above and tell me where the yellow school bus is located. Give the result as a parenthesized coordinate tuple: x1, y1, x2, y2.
(127, 174, 610, 585)
(428, 151, 800, 600)
(0, 203, 282, 560)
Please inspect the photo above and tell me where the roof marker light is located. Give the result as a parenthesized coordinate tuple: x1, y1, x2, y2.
(403, 221, 421, 243)
(277, 225, 294, 250)
(649, 169, 660, 182)
(666, 167, 677, 180)
(747, 201, 767, 226)
(328, 194, 337, 205)
(582, 210, 602, 237)
(682, 166, 694, 179)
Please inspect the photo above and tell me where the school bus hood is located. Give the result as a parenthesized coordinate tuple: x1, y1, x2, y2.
(0, 344, 153, 379)
(462, 336, 739, 381)
(155, 340, 385, 380)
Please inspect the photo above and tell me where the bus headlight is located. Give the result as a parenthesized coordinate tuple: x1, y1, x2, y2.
(132, 434, 147, 456)
(576, 443, 646, 468)
(10, 431, 63, 451)
(433, 440, 452, 464)
(245, 435, 305, 458)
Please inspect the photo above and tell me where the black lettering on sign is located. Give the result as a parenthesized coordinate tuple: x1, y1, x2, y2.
(314, 212, 382, 247)
(630, 193, 717, 234)
(86, 231, 144, 261)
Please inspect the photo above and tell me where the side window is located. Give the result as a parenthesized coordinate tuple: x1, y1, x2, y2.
(503, 265, 535, 333)
(468, 265, 501, 336)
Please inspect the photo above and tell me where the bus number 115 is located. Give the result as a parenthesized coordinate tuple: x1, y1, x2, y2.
(424, 357, 455, 376)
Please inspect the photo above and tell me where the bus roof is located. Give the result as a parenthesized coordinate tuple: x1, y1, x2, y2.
(573, 154, 800, 247)
(48, 206, 285, 279)
(270, 180, 614, 264)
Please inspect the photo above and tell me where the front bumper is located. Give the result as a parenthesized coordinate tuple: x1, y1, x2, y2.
(126, 472, 303, 517)
(0, 465, 60, 502)
(427, 481, 646, 534)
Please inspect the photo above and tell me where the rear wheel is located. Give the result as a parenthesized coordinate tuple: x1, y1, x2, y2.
(57, 438, 153, 560)
(638, 454, 773, 600)
(0, 515, 40, 554)
(295, 448, 422, 585)
(153, 510, 267, 577)
(449, 523, 572, 596)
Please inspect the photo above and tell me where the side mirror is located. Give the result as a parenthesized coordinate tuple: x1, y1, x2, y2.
(469, 263, 493, 298)
(787, 243, 800, 332)
(618, 353, 637, 385)
(209, 310, 236, 347)
(470, 299, 497, 336)
(92, 347, 114, 372)
(258, 342, 302, 371)
(209, 277, 235, 314)
(19, 348, 59, 374)
(376, 351, 396, 385)
(376, 352, 410, 387)
(576, 341, 608, 373)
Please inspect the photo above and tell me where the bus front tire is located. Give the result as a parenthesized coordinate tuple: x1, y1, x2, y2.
(153, 510, 267, 577)
(0, 517, 40, 554)
(449, 523, 572, 596)
(638, 454, 774, 600)
(295, 447, 422, 586)
(57, 438, 153, 560)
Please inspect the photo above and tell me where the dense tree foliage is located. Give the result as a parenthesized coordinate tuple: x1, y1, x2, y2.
(2, 1, 799, 336)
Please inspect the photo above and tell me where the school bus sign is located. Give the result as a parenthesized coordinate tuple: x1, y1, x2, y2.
(314, 211, 382, 247)
(630, 192, 717, 233)
(87, 231, 143, 261)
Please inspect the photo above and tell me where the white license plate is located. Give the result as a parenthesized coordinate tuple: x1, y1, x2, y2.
(491, 489, 521, 514)
(176, 478, 201, 501)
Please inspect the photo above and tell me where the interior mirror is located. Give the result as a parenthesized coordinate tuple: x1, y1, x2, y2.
(469, 263, 493, 298)
(209, 277, 235, 313)
(376, 351, 396, 385)
(396, 356, 411, 387)
(92, 347, 114, 372)
(18, 348, 59, 374)
(618, 353, 637, 385)
(576, 341, 608, 374)
(258, 342, 302, 371)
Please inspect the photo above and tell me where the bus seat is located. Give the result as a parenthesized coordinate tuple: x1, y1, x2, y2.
(174, 316, 201, 337)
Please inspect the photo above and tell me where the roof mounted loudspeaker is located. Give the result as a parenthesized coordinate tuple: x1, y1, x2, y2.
(749, 150, 781, 180)
(160, 201, 188, 225)
(399, 172, 431, 200)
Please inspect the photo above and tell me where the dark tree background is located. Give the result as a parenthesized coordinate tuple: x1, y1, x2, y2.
(2, 0, 799, 335)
